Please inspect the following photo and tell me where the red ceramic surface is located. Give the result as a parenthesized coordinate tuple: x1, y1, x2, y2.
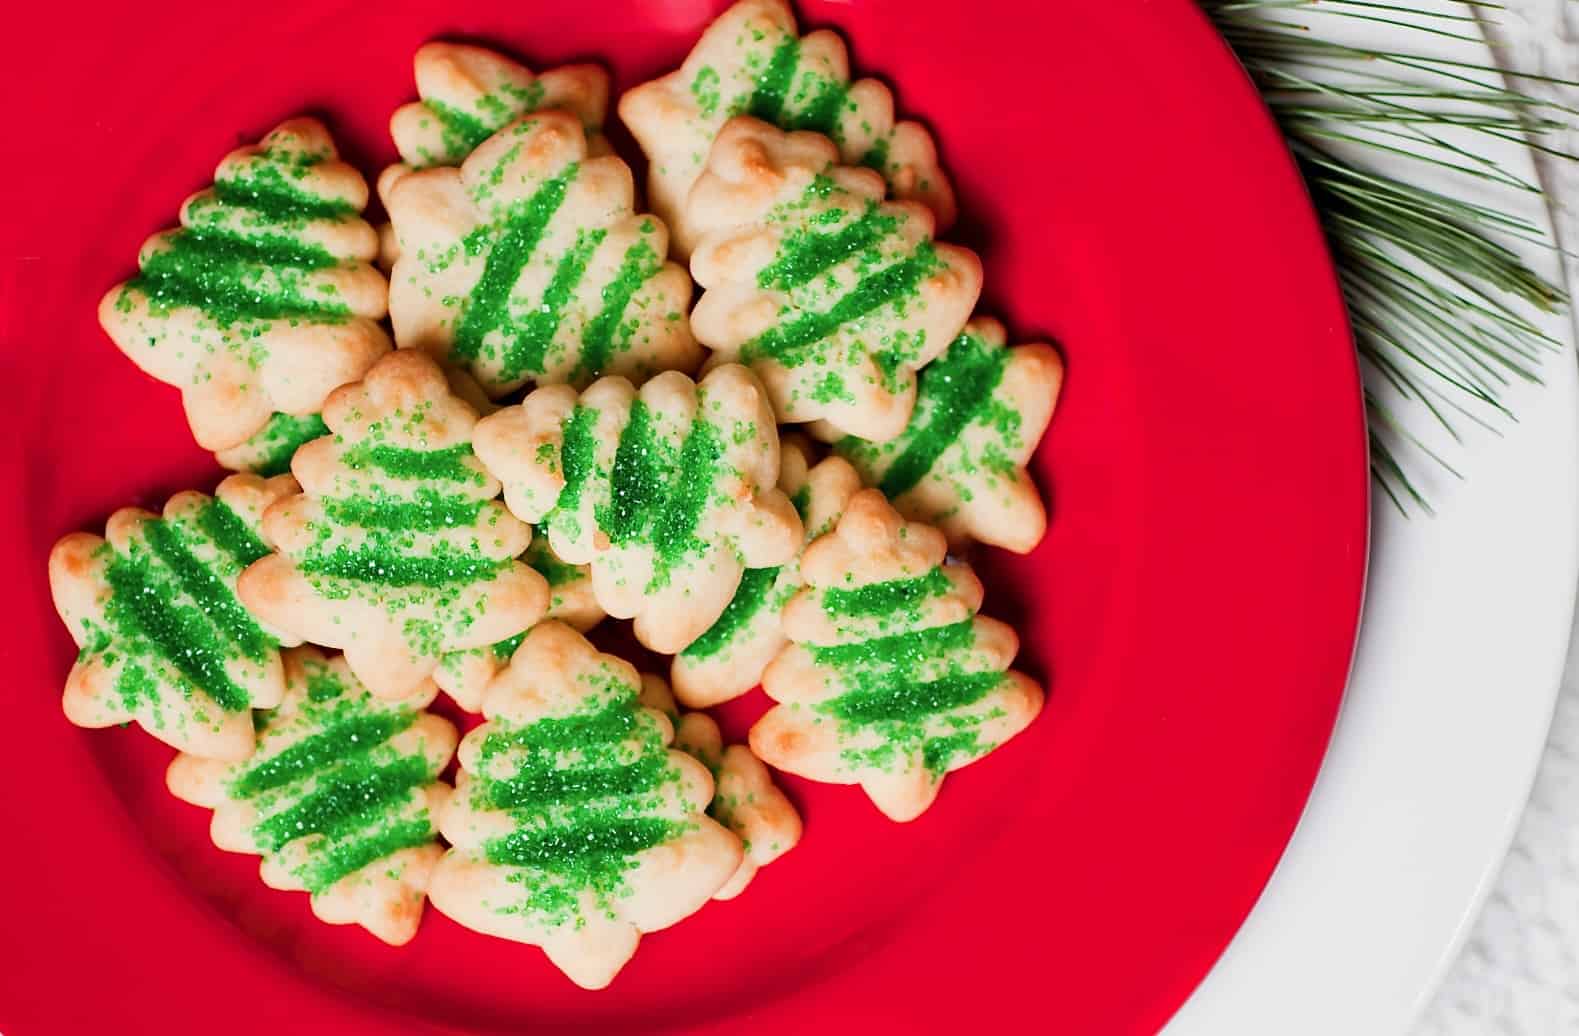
(0, 1, 1367, 1033)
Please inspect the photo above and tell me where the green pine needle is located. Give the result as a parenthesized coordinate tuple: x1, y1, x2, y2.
(1201, 0, 1573, 512)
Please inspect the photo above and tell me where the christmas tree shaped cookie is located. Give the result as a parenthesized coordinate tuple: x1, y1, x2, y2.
(428, 622, 742, 989)
(750, 490, 1043, 821)
(388, 42, 610, 175)
(99, 118, 390, 453)
(377, 42, 612, 268)
(671, 437, 861, 708)
(215, 413, 331, 477)
(687, 117, 982, 442)
(640, 675, 801, 900)
(472, 364, 803, 653)
(238, 350, 549, 700)
(167, 647, 456, 945)
(48, 474, 298, 760)
(385, 109, 699, 399)
(434, 539, 604, 712)
(620, 0, 956, 256)
(838, 317, 1062, 553)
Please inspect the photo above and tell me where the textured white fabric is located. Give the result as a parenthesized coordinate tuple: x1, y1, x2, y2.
(1415, 4, 1579, 1032)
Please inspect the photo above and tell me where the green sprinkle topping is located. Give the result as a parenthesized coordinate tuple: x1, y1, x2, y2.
(501, 227, 606, 379)
(299, 545, 504, 586)
(321, 489, 485, 531)
(810, 619, 975, 669)
(822, 567, 951, 618)
(131, 228, 348, 326)
(525, 545, 583, 588)
(650, 417, 723, 583)
(232, 711, 417, 798)
(756, 202, 899, 291)
(741, 244, 939, 367)
(491, 632, 527, 660)
(691, 66, 722, 117)
(453, 164, 579, 362)
(786, 75, 851, 139)
(827, 671, 1002, 724)
(196, 499, 271, 569)
(553, 406, 599, 520)
(682, 566, 781, 660)
(236, 413, 329, 477)
(746, 36, 801, 124)
(143, 518, 273, 662)
(427, 98, 497, 160)
(598, 400, 671, 545)
(296, 817, 434, 894)
(485, 815, 679, 868)
(484, 754, 670, 810)
(253, 754, 431, 852)
(103, 550, 251, 712)
(574, 241, 662, 382)
(345, 443, 480, 483)
(841, 331, 1012, 499)
(213, 166, 354, 221)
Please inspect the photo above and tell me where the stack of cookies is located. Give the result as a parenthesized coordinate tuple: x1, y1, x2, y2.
(48, 0, 1062, 990)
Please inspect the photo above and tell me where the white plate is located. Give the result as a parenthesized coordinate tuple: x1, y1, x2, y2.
(1164, 6, 1579, 1034)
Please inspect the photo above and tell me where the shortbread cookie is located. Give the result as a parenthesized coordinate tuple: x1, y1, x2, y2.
(688, 117, 982, 442)
(434, 539, 604, 711)
(385, 109, 699, 399)
(237, 350, 549, 700)
(378, 43, 612, 268)
(639, 675, 801, 899)
(429, 622, 742, 989)
(670, 437, 860, 707)
(167, 647, 455, 945)
(473, 364, 803, 653)
(49, 474, 299, 760)
(750, 490, 1043, 821)
(619, 0, 955, 256)
(837, 318, 1061, 553)
(99, 118, 390, 452)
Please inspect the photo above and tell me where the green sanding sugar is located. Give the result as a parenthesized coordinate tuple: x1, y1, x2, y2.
(682, 566, 781, 660)
(822, 566, 951, 618)
(232, 711, 416, 798)
(252, 753, 431, 852)
(103, 549, 251, 713)
(345, 443, 480, 483)
(299, 544, 504, 587)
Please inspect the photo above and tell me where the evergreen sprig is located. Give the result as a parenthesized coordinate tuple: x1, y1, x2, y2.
(1201, 0, 1574, 511)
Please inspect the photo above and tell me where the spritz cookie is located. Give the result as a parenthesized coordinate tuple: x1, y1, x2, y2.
(428, 622, 742, 989)
(670, 437, 860, 708)
(750, 490, 1043, 821)
(385, 109, 698, 398)
(687, 117, 981, 441)
(167, 647, 456, 945)
(378, 42, 612, 268)
(472, 363, 803, 654)
(49, 474, 300, 760)
(238, 350, 548, 700)
(838, 317, 1061, 553)
(640, 675, 801, 899)
(99, 118, 389, 453)
(619, 0, 955, 256)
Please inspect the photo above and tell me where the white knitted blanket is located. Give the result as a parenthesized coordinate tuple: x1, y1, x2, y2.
(1416, 6, 1579, 1032)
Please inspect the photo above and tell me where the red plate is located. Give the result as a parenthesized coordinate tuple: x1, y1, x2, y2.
(0, 1, 1366, 1033)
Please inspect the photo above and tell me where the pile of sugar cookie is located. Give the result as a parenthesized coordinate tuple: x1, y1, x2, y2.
(49, 0, 1062, 990)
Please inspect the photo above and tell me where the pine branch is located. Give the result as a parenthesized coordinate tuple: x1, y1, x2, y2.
(1200, 0, 1574, 511)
